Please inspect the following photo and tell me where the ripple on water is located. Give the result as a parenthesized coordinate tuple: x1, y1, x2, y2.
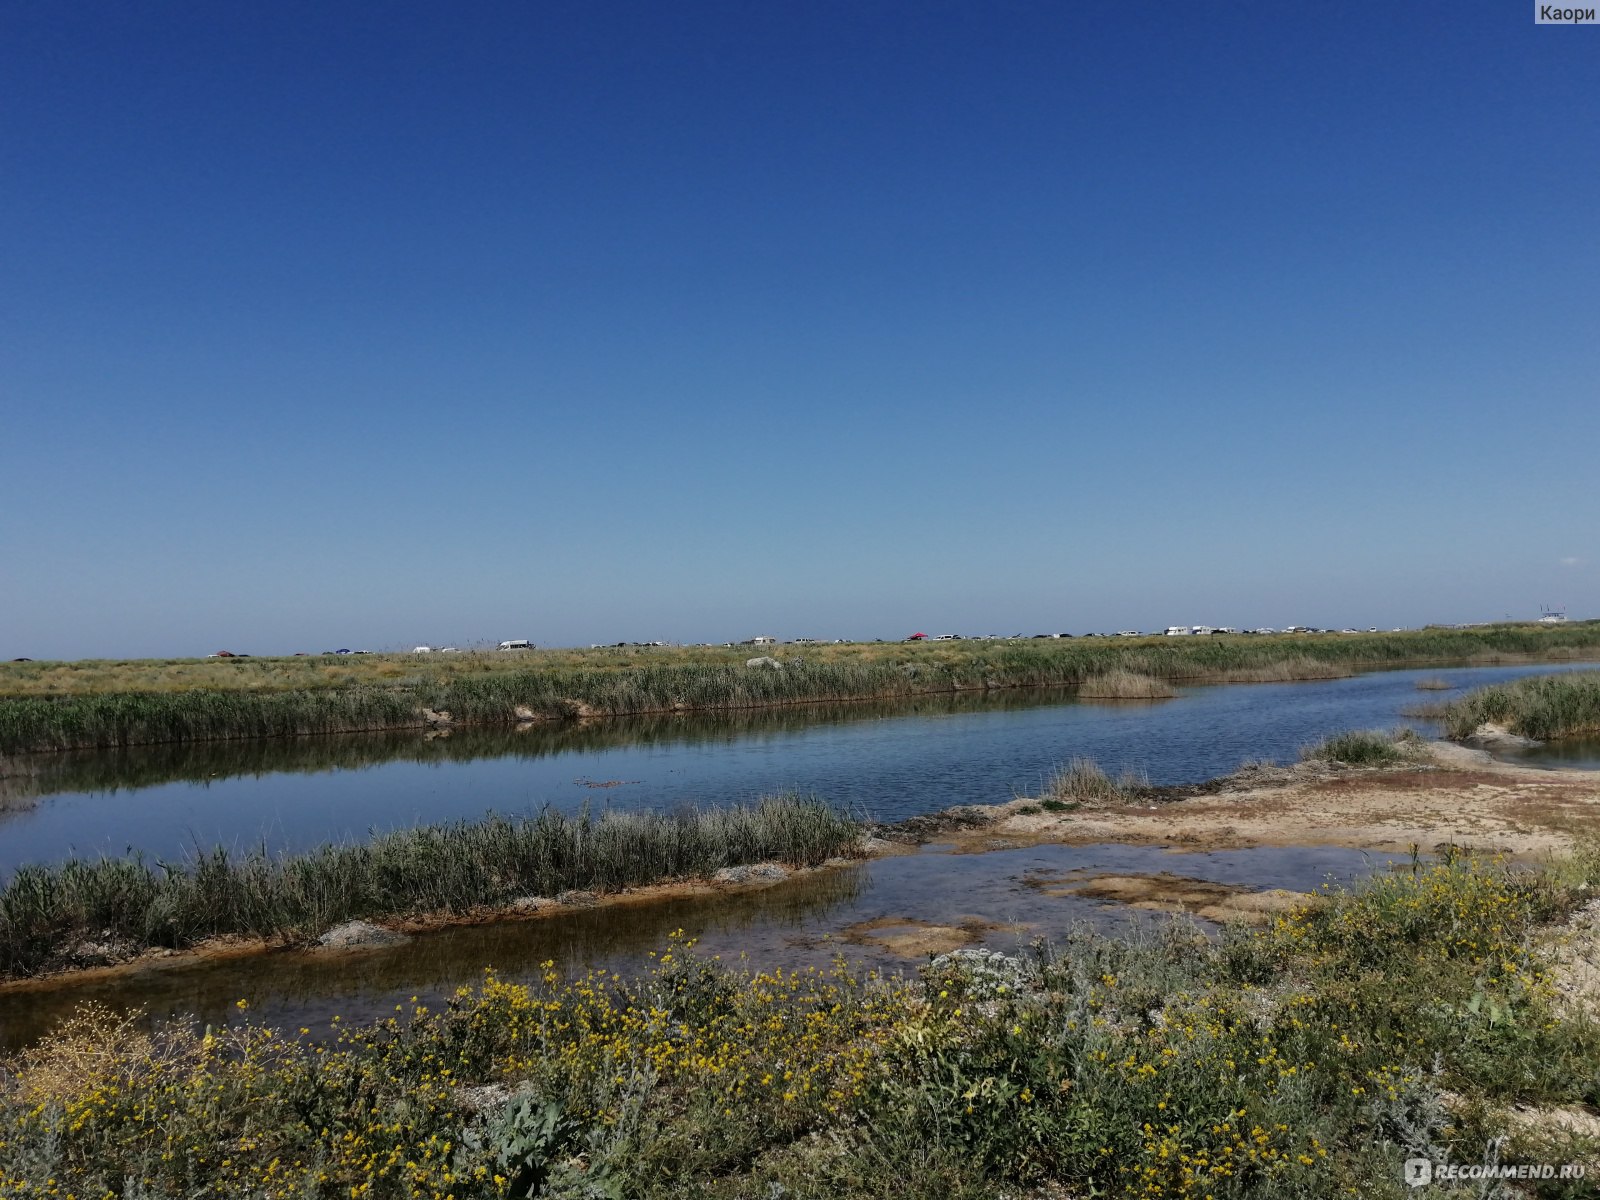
(0, 840, 1401, 1052)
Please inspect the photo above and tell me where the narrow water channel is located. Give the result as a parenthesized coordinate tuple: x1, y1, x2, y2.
(0, 661, 1591, 874)
(1, 661, 1591, 1051)
(0, 840, 1394, 1052)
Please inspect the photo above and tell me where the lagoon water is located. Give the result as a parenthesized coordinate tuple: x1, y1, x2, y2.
(1, 660, 1594, 1050)
(2, 661, 1594, 875)
(0, 840, 1392, 1051)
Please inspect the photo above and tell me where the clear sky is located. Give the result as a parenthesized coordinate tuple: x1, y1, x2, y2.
(3, 2, 1596, 658)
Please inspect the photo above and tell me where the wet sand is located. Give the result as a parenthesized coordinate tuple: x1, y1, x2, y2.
(963, 741, 1600, 860)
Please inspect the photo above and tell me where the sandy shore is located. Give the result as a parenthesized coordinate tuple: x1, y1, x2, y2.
(7, 741, 1596, 993)
(949, 741, 1600, 860)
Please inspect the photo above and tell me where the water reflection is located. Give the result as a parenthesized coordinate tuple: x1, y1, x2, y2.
(0, 689, 1086, 810)
(0, 841, 1392, 1053)
(3, 662, 1595, 877)
(1495, 737, 1600, 772)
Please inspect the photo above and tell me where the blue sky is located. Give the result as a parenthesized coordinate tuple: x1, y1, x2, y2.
(3, 2, 1595, 658)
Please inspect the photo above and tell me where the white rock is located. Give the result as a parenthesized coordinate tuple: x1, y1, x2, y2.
(317, 920, 410, 950)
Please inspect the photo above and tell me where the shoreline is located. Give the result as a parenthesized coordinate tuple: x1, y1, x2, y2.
(6, 643, 1600, 757)
(0, 855, 890, 999)
(6, 624, 1600, 753)
(7, 739, 1595, 995)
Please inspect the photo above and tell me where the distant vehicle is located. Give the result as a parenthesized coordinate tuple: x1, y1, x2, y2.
(907, 632, 928, 641)
(413, 646, 434, 653)
(1116, 631, 1141, 638)
(206, 651, 237, 658)
(11, 657, 33, 662)
(498, 639, 534, 650)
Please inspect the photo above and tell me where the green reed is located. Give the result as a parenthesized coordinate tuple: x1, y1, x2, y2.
(0, 795, 859, 979)
(1437, 669, 1600, 741)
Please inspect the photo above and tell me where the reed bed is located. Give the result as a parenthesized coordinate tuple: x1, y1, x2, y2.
(7, 852, 1597, 1198)
(0, 687, 423, 754)
(1206, 654, 1354, 683)
(0, 796, 859, 979)
(5, 624, 1599, 754)
(1298, 727, 1423, 767)
(1075, 669, 1175, 699)
(1044, 756, 1148, 806)
(1437, 670, 1600, 741)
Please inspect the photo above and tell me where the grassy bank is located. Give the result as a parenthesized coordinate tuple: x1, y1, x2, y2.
(0, 691, 1084, 810)
(1077, 669, 1175, 699)
(1299, 727, 1428, 767)
(5, 850, 1598, 1198)
(1439, 670, 1600, 742)
(0, 797, 858, 980)
(5, 624, 1600, 754)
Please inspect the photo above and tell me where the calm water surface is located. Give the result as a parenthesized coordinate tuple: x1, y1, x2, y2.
(0, 661, 1593, 874)
(3, 661, 1591, 1049)
(1496, 736, 1600, 771)
(0, 840, 1397, 1052)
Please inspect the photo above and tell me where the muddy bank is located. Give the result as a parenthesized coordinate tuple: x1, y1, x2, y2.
(11, 740, 1597, 996)
(10, 631, 1600, 755)
(904, 741, 1600, 859)
(0, 856, 858, 998)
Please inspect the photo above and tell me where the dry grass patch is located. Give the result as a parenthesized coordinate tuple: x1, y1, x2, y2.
(1077, 670, 1174, 700)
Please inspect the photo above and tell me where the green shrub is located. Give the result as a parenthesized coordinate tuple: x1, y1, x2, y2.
(0, 796, 858, 978)
(1299, 728, 1421, 766)
(1437, 671, 1600, 741)
(5, 851, 1600, 1197)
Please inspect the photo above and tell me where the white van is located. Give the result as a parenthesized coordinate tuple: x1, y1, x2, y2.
(497, 639, 534, 650)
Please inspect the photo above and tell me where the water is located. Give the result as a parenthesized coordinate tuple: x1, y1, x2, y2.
(1, 661, 1593, 875)
(4, 660, 1589, 1050)
(1494, 736, 1600, 771)
(0, 840, 1396, 1051)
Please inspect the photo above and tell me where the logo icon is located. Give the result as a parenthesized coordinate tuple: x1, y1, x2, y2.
(1405, 1158, 1433, 1187)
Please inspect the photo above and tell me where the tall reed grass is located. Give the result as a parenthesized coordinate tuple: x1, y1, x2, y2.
(1044, 757, 1148, 806)
(1437, 670, 1600, 741)
(9, 852, 1596, 1198)
(0, 796, 859, 979)
(1298, 727, 1423, 767)
(5, 624, 1598, 753)
(1076, 670, 1175, 699)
